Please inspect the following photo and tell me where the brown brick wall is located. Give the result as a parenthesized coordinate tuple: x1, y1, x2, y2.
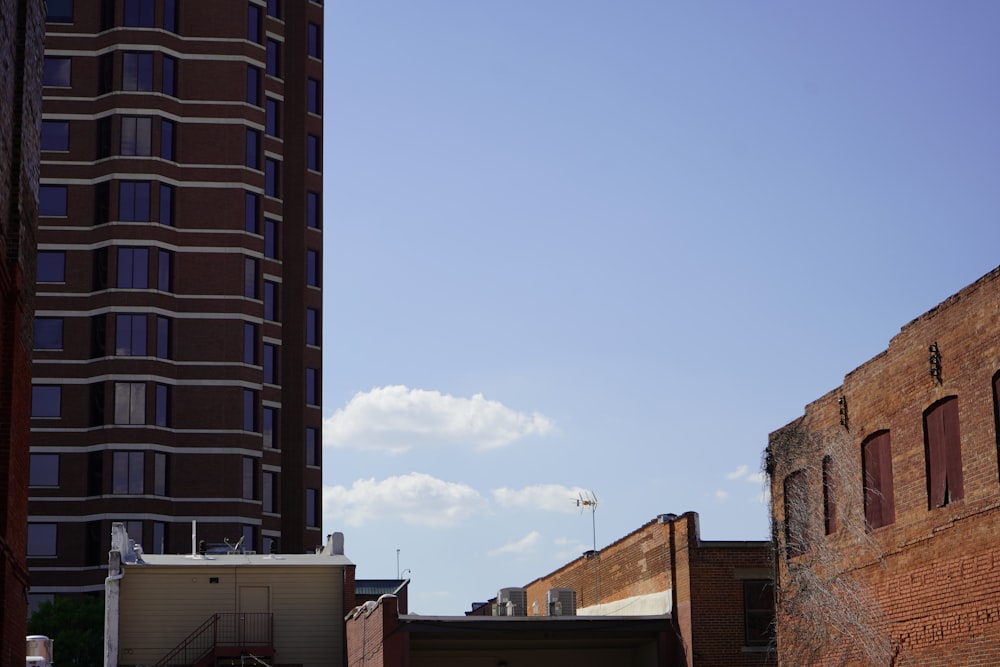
(522, 513, 775, 667)
(768, 266, 1000, 666)
(0, 0, 44, 664)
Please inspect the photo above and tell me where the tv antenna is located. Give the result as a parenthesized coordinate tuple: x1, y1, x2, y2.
(575, 491, 599, 552)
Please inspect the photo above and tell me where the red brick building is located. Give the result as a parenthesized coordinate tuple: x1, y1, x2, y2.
(768, 266, 1000, 665)
(519, 512, 776, 667)
(31, 0, 324, 602)
(0, 0, 44, 663)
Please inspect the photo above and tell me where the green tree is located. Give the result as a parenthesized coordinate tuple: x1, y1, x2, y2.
(27, 595, 104, 667)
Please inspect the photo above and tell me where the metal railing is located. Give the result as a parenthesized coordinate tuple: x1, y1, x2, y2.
(154, 612, 273, 667)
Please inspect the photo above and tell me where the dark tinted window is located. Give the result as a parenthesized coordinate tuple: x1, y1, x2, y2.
(123, 52, 154, 91)
(247, 66, 260, 105)
(266, 40, 280, 77)
(307, 191, 319, 228)
(307, 135, 320, 171)
(121, 116, 152, 156)
(160, 119, 175, 160)
(264, 281, 277, 320)
(307, 78, 320, 114)
(34, 318, 64, 350)
(265, 159, 279, 197)
(30, 454, 60, 487)
(308, 23, 321, 58)
(37, 252, 66, 283)
(307, 249, 320, 286)
(159, 184, 173, 225)
(245, 193, 259, 233)
(115, 314, 147, 355)
(119, 181, 151, 221)
(306, 367, 319, 405)
(39, 186, 68, 216)
(248, 4, 261, 42)
(162, 56, 177, 96)
(264, 220, 278, 258)
(117, 247, 149, 288)
(306, 308, 319, 346)
(246, 129, 259, 168)
(41, 121, 70, 151)
(32, 386, 61, 418)
(28, 524, 57, 556)
(43, 57, 72, 86)
(47, 0, 73, 22)
(123, 0, 154, 26)
(266, 98, 279, 137)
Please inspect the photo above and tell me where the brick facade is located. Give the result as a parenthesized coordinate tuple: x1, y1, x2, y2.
(521, 513, 776, 667)
(0, 0, 43, 664)
(768, 266, 1000, 666)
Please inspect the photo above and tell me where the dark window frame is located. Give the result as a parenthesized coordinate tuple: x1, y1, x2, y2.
(924, 396, 964, 509)
(862, 430, 895, 531)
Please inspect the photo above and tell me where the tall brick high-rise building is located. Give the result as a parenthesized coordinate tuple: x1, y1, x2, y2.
(1, 0, 45, 659)
(30, 0, 324, 601)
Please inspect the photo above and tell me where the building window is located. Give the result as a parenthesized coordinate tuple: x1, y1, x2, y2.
(32, 386, 62, 418)
(246, 65, 261, 106)
(266, 0, 280, 19)
(30, 454, 60, 487)
(113, 451, 144, 494)
(263, 281, 277, 320)
(994, 372, 1000, 483)
(743, 580, 775, 647)
(307, 135, 320, 171)
(245, 193, 259, 233)
(243, 389, 257, 431)
(118, 247, 149, 288)
(123, 0, 154, 27)
(306, 488, 319, 527)
(306, 249, 320, 287)
(41, 121, 70, 151)
(265, 98, 280, 137)
(263, 407, 277, 448)
(99, 52, 114, 94)
(121, 116, 152, 156)
(156, 316, 170, 358)
(266, 39, 280, 77)
(159, 184, 174, 225)
(244, 258, 258, 299)
(264, 158, 279, 197)
(822, 455, 837, 535)
(246, 128, 260, 169)
(119, 181, 151, 221)
(155, 384, 170, 427)
(307, 78, 320, 114)
(244, 322, 258, 364)
(308, 22, 321, 58)
(306, 367, 319, 406)
(263, 343, 277, 384)
(122, 521, 143, 547)
(97, 117, 112, 158)
(307, 191, 319, 228)
(243, 457, 256, 499)
(264, 219, 278, 259)
(306, 426, 319, 466)
(263, 471, 276, 513)
(154, 452, 167, 495)
(162, 56, 177, 96)
(116, 314, 147, 355)
(114, 382, 146, 425)
(306, 307, 319, 346)
(157, 250, 172, 291)
(122, 52, 154, 91)
(38, 251, 66, 283)
(782, 469, 809, 557)
(862, 431, 895, 530)
(27, 524, 58, 557)
(46, 0, 73, 23)
(160, 119, 175, 160)
(39, 185, 68, 217)
(242, 525, 256, 553)
(248, 3, 261, 42)
(164, 0, 177, 32)
(34, 317, 64, 350)
(152, 522, 167, 554)
(924, 396, 963, 509)
(44, 57, 72, 86)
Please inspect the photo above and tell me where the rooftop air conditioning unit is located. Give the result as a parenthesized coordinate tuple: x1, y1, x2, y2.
(547, 587, 577, 616)
(495, 587, 527, 617)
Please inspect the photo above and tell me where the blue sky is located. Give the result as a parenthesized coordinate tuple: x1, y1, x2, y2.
(321, 2, 1000, 614)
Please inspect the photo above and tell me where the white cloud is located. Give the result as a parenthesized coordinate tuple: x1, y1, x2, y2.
(553, 537, 591, 561)
(324, 385, 554, 454)
(323, 472, 488, 528)
(492, 484, 592, 513)
(715, 489, 730, 502)
(725, 465, 749, 480)
(745, 471, 766, 484)
(488, 531, 542, 557)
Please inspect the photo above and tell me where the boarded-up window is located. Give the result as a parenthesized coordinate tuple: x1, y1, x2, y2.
(783, 469, 810, 557)
(822, 455, 837, 535)
(924, 396, 963, 508)
(862, 431, 895, 530)
(994, 372, 1000, 482)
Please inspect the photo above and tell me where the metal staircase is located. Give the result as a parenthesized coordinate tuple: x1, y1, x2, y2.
(153, 612, 273, 667)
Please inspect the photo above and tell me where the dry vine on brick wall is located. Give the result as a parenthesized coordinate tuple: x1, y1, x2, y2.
(766, 421, 900, 667)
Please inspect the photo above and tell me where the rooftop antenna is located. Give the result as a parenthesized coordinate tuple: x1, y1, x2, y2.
(575, 491, 599, 552)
